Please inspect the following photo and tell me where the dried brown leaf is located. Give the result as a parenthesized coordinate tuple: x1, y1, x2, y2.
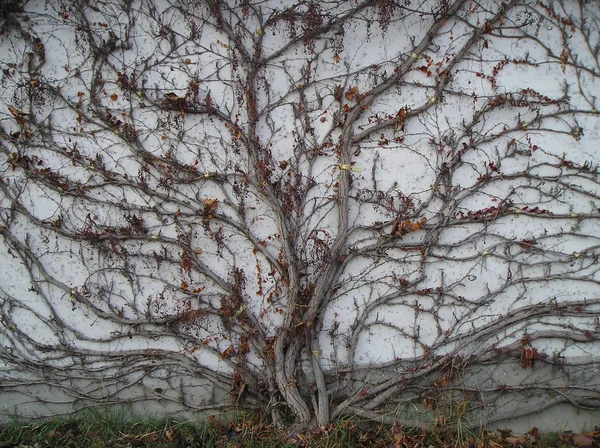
(572, 434, 595, 447)
(345, 86, 358, 101)
(505, 436, 528, 446)
(203, 198, 218, 213)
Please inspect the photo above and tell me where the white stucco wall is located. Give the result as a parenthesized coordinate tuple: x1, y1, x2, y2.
(0, 0, 599, 430)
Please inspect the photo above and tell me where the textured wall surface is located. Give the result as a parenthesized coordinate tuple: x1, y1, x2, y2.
(1, 0, 599, 431)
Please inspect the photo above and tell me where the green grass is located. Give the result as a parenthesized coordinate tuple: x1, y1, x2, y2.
(0, 408, 595, 448)
(539, 432, 562, 448)
(0, 408, 220, 448)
